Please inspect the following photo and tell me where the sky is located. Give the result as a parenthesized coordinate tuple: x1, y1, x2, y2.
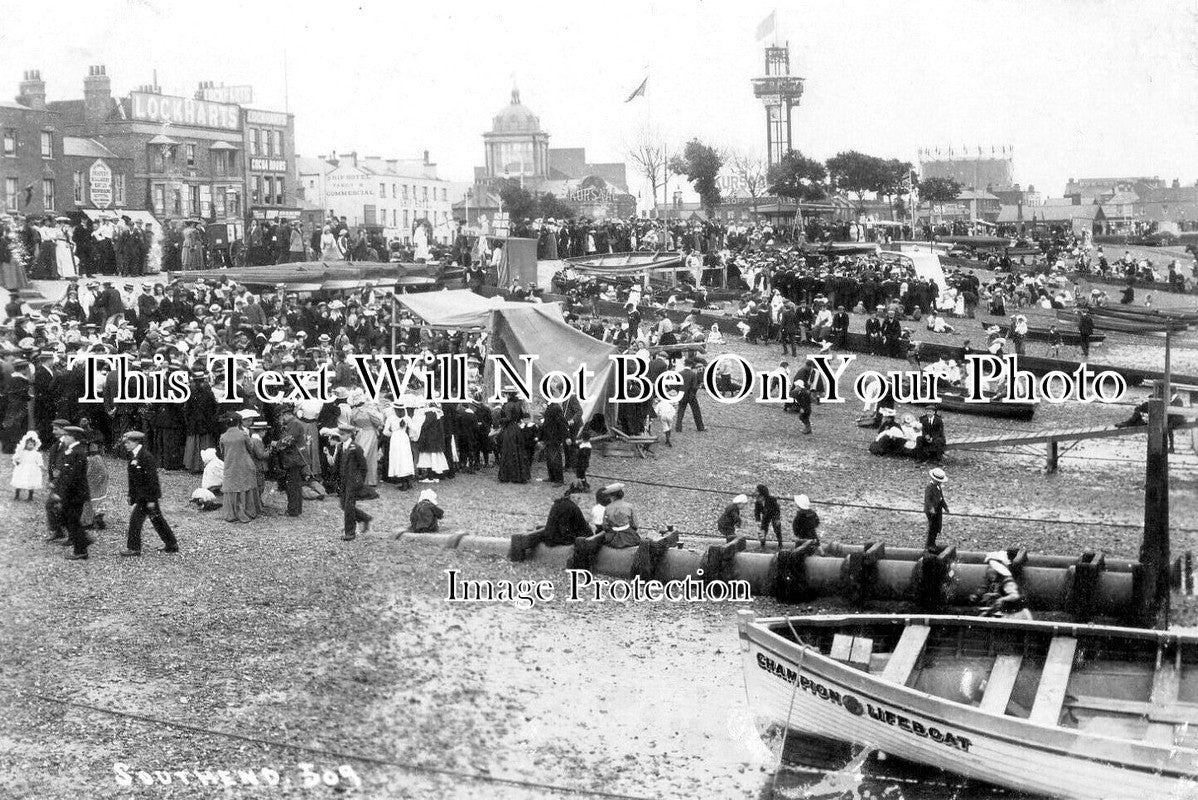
(1, 0, 1195, 206)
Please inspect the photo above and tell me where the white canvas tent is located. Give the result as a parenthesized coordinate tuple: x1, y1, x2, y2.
(393, 289, 545, 330)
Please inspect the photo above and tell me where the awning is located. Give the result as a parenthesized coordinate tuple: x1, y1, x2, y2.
(147, 134, 180, 146)
(394, 289, 536, 330)
(209, 141, 239, 150)
(81, 208, 161, 233)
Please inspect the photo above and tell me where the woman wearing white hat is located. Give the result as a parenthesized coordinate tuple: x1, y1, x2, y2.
(791, 494, 820, 545)
(409, 488, 443, 533)
(383, 398, 415, 490)
(717, 494, 749, 541)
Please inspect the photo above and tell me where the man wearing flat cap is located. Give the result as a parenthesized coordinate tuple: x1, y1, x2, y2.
(119, 431, 179, 556)
(54, 426, 92, 560)
(333, 422, 372, 541)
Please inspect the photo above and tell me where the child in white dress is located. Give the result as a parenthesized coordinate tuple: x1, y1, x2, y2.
(11, 432, 44, 500)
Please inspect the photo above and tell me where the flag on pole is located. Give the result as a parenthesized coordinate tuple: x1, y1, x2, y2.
(625, 76, 648, 102)
(755, 10, 776, 41)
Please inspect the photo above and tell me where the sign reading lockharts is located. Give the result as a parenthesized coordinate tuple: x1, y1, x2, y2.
(129, 92, 241, 131)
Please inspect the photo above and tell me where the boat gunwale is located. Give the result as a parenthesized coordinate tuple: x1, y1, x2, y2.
(740, 615, 1198, 779)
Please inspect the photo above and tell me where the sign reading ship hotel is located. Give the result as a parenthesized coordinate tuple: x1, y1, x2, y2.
(129, 92, 241, 131)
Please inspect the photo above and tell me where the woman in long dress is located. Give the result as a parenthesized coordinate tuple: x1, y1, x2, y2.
(53, 219, 77, 279)
(414, 405, 449, 482)
(495, 393, 530, 484)
(219, 417, 261, 523)
(413, 224, 430, 261)
(383, 400, 415, 490)
(319, 226, 341, 261)
(180, 222, 203, 270)
(35, 220, 58, 279)
(348, 391, 384, 486)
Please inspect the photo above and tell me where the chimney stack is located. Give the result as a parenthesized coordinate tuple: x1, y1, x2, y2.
(17, 70, 46, 110)
(423, 149, 430, 165)
(83, 65, 112, 128)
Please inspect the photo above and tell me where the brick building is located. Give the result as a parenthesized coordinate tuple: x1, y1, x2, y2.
(1, 71, 69, 217)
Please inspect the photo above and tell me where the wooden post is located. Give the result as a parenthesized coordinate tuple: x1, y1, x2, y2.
(1137, 398, 1170, 628)
(1046, 439, 1059, 473)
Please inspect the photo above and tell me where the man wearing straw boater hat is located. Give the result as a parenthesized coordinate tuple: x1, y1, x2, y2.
(924, 468, 949, 551)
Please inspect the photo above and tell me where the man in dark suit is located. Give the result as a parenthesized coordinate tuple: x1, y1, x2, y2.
(1077, 309, 1094, 360)
(54, 426, 92, 560)
(334, 422, 372, 541)
(274, 409, 307, 516)
(923, 468, 949, 551)
(31, 352, 57, 445)
(118, 431, 179, 556)
(831, 305, 850, 350)
(674, 358, 705, 433)
(917, 404, 946, 464)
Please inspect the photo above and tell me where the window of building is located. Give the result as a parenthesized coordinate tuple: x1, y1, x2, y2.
(42, 178, 55, 210)
(172, 189, 182, 216)
(40, 131, 52, 159)
(391, 183, 396, 199)
(441, 188, 447, 202)
(251, 129, 261, 157)
(272, 130, 282, 158)
(228, 190, 240, 217)
(379, 182, 386, 199)
(402, 185, 408, 201)
(73, 171, 84, 203)
(186, 144, 196, 167)
(189, 185, 200, 216)
(264, 177, 274, 205)
(252, 176, 262, 205)
(391, 209, 396, 227)
(275, 177, 284, 205)
(215, 187, 226, 219)
(150, 146, 164, 173)
(4, 178, 16, 210)
(422, 186, 429, 202)
(3, 129, 15, 157)
(403, 209, 409, 229)
(114, 173, 126, 206)
(152, 185, 165, 215)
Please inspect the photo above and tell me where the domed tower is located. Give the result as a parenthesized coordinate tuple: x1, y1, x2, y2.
(483, 86, 549, 181)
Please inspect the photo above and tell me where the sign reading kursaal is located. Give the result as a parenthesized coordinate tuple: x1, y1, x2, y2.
(68, 352, 1128, 407)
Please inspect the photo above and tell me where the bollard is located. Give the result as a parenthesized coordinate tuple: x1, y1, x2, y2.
(840, 541, 885, 606)
(702, 535, 747, 583)
(508, 527, 545, 562)
(1064, 552, 1105, 623)
(910, 546, 956, 611)
(568, 532, 606, 572)
(774, 540, 820, 603)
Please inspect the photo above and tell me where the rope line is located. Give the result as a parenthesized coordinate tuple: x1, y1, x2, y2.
(586, 472, 1198, 534)
(20, 692, 654, 800)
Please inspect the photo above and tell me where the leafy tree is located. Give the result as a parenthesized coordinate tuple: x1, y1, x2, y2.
(767, 150, 827, 203)
(670, 139, 724, 214)
(538, 192, 574, 220)
(497, 180, 537, 222)
(917, 176, 963, 204)
(825, 150, 888, 212)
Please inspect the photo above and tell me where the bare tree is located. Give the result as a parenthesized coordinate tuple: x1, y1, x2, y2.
(625, 127, 668, 211)
(727, 149, 769, 216)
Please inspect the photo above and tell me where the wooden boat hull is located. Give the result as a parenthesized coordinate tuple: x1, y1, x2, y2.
(1059, 311, 1186, 334)
(563, 251, 685, 275)
(739, 613, 1198, 800)
(926, 392, 1036, 421)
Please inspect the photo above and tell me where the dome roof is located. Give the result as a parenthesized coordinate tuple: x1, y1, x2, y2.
(491, 88, 543, 135)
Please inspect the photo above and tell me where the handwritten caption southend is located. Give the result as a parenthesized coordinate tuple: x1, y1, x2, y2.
(113, 762, 361, 790)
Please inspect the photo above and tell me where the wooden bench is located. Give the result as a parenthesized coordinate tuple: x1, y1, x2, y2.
(1029, 636, 1078, 726)
(831, 633, 873, 672)
(880, 624, 931, 687)
(979, 654, 1024, 714)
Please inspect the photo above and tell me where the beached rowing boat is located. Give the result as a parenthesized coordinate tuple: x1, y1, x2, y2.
(1058, 310, 1189, 334)
(919, 389, 1037, 421)
(563, 251, 685, 275)
(739, 612, 1198, 799)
